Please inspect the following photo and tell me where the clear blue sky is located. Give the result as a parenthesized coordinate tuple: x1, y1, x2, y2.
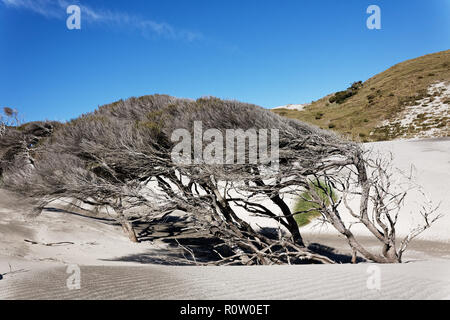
(1, 0, 449, 122)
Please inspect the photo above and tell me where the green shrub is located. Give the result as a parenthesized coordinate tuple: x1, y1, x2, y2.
(332, 90, 353, 104)
(328, 81, 363, 104)
(293, 181, 337, 227)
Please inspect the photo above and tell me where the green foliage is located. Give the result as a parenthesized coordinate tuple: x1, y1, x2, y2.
(329, 81, 363, 104)
(367, 94, 376, 103)
(293, 181, 337, 227)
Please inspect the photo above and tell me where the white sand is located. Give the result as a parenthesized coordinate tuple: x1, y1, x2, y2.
(273, 104, 306, 111)
(301, 138, 450, 242)
(1, 260, 449, 300)
(0, 190, 168, 267)
(234, 138, 450, 243)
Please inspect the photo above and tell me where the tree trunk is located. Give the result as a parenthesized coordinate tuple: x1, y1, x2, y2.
(121, 221, 139, 243)
(351, 249, 357, 264)
(382, 243, 400, 263)
(324, 206, 393, 263)
(270, 194, 304, 246)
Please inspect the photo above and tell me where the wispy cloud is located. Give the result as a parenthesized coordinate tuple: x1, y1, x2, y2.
(1, 0, 203, 41)
(2, 0, 63, 18)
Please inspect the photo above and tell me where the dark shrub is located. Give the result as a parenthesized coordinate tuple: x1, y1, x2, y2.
(328, 81, 363, 104)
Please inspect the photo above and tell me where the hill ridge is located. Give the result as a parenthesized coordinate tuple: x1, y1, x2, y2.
(273, 49, 450, 141)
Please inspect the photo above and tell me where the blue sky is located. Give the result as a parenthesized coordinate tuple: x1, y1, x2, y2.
(0, 0, 449, 122)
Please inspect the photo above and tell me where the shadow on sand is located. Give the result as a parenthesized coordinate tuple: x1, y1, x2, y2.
(103, 218, 364, 266)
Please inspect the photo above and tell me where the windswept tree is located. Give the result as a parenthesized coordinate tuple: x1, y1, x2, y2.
(2, 95, 442, 264)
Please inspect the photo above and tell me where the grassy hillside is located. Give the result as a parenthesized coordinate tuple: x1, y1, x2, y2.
(273, 50, 450, 141)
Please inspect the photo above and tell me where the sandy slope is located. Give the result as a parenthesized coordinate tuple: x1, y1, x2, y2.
(273, 104, 307, 111)
(300, 138, 450, 241)
(235, 138, 450, 242)
(1, 260, 449, 300)
(0, 190, 169, 267)
(377, 81, 450, 139)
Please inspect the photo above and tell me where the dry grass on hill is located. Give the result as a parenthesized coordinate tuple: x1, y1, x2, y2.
(273, 50, 450, 141)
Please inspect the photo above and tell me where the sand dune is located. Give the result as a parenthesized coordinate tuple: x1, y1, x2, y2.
(301, 138, 450, 242)
(0, 138, 449, 300)
(235, 138, 450, 242)
(273, 104, 307, 111)
(1, 260, 449, 300)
